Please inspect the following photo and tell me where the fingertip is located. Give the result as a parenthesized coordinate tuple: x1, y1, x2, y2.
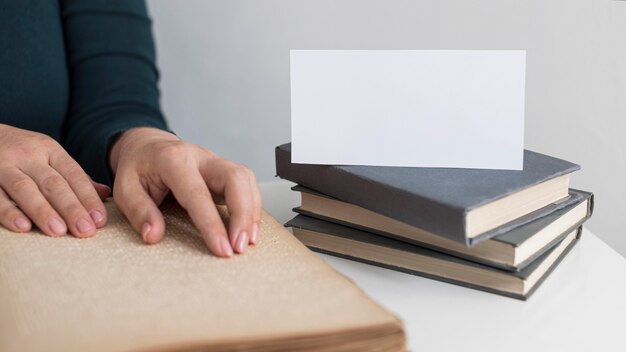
(141, 222, 152, 242)
(249, 223, 259, 245)
(141, 209, 167, 243)
(90, 209, 107, 228)
(205, 232, 233, 258)
(74, 217, 97, 238)
(221, 237, 234, 257)
(234, 231, 249, 254)
(47, 217, 67, 237)
(141, 221, 164, 244)
(13, 216, 32, 233)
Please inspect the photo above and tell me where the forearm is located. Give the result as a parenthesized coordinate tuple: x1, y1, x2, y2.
(60, 0, 169, 185)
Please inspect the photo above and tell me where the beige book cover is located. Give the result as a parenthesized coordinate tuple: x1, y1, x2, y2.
(0, 200, 405, 352)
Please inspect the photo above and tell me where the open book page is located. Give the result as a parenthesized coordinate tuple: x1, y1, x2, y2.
(0, 200, 404, 352)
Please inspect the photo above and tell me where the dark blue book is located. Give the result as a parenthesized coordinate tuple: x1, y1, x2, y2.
(276, 142, 580, 246)
(292, 186, 592, 271)
(286, 214, 582, 300)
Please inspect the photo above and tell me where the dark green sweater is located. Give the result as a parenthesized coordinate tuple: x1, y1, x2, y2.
(0, 0, 168, 186)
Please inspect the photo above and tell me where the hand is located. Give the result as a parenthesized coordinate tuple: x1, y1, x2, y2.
(0, 124, 110, 237)
(109, 127, 262, 257)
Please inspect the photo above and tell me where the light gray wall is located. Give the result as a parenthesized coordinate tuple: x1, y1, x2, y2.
(147, 0, 626, 257)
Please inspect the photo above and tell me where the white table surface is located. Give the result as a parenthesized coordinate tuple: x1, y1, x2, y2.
(259, 180, 626, 352)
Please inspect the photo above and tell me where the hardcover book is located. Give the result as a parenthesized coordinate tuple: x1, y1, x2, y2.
(287, 215, 582, 300)
(293, 185, 593, 271)
(0, 200, 405, 352)
(276, 142, 580, 246)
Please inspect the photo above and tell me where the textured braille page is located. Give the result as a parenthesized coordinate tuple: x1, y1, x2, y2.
(0, 200, 404, 352)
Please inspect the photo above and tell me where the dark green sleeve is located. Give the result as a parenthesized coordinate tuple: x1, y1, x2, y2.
(60, 0, 169, 186)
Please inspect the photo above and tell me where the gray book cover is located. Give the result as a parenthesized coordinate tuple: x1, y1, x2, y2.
(292, 185, 593, 271)
(276, 142, 580, 246)
(286, 214, 582, 300)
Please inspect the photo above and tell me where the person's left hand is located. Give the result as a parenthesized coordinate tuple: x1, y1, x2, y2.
(108, 127, 262, 257)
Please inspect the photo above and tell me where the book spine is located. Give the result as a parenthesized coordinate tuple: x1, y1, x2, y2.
(586, 191, 595, 217)
(275, 146, 467, 244)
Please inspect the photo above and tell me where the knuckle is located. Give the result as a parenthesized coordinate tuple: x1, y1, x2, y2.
(113, 197, 147, 229)
(64, 167, 88, 186)
(239, 164, 253, 176)
(32, 134, 60, 151)
(246, 167, 256, 180)
(62, 204, 86, 220)
(39, 174, 66, 194)
(200, 146, 217, 159)
(31, 131, 52, 143)
(0, 131, 57, 162)
(112, 195, 130, 214)
(4, 145, 38, 162)
(179, 187, 210, 209)
(248, 168, 257, 180)
(20, 131, 52, 147)
(32, 203, 55, 220)
(80, 195, 103, 209)
(205, 219, 226, 236)
(227, 164, 249, 180)
(0, 204, 17, 220)
(159, 142, 187, 160)
(9, 175, 33, 193)
(112, 183, 132, 205)
(7, 147, 30, 161)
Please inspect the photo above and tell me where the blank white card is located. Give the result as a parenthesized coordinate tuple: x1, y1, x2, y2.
(290, 50, 526, 170)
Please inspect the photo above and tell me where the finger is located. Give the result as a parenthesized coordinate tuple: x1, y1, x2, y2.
(0, 168, 67, 237)
(91, 181, 111, 201)
(23, 165, 96, 238)
(49, 153, 108, 228)
(200, 160, 255, 252)
(161, 164, 234, 257)
(113, 173, 166, 246)
(0, 187, 31, 232)
(222, 168, 255, 250)
(248, 171, 262, 244)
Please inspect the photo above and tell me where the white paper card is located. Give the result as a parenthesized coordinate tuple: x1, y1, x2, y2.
(290, 50, 526, 170)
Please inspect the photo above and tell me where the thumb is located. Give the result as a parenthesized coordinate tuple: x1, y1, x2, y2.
(90, 180, 111, 200)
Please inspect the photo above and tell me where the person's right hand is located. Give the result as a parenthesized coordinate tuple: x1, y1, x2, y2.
(0, 124, 110, 237)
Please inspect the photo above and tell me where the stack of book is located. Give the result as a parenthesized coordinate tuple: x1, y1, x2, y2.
(276, 143, 594, 300)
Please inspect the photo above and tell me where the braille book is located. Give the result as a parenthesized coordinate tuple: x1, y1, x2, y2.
(0, 200, 405, 352)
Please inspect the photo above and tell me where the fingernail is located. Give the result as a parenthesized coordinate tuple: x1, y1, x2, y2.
(48, 218, 67, 236)
(141, 222, 152, 242)
(90, 210, 105, 224)
(14, 217, 30, 232)
(251, 223, 259, 244)
(221, 238, 234, 257)
(76, 218, 94, 234)
(236, 231, 248, 253)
